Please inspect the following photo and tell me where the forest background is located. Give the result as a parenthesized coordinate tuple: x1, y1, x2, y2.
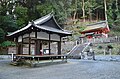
(0, 0, 120, 52)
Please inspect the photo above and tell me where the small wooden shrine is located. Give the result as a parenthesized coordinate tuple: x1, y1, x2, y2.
(7, 13, 72, 60)
(81, 21, 110, 38)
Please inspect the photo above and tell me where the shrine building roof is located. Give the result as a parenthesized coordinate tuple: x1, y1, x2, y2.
(7, 13, 72, 37)
(81, 21, 109, 34)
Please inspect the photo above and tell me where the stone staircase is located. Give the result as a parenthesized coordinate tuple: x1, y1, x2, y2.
(67, 43, 90, 59)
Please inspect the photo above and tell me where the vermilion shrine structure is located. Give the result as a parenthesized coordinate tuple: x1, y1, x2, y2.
(81, 21, 110, 38)
(80, 21, 110, 43)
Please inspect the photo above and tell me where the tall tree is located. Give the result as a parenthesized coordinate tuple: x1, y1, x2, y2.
(0, 0, 18, 47)
(104, 0, 108, 21)
(82, 0, 85, 22)
(73, 0, 78, 20)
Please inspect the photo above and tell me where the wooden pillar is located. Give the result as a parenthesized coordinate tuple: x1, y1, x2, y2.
(29, 33, 31, 55)
(17, 43, 20, 55)
(36, 40, 41, 55)
(35, 40, 38, 55)
(15, 37, 18, 55)
(39, 41, 42, 55)
(49, 33, 51, 55)
(35, 40, 37, 55)
(58, 36, 61, 55)
(21, 36, 23, 55)
(35, 30, 38, 55)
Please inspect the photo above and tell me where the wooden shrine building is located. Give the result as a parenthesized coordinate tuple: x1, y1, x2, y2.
(7, 13, 72, 60)
(81, 21, 110, 39)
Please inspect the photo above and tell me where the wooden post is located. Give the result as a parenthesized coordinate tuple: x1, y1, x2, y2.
(17, 43, 20, 55)
(40, 41, 42, 55)
(109, 49, 112, 56)
(38, 58, 40, 63)
(49, 33, 51, 55)
(51, 57, 53, 62)
(11, 52, 14, 61)
(29, 33, 31, 55)
(35, 30, 38, 55)
(62, 56, 64, 61)
(58, 36, 61, 55)
(35, 40, 37, 55)
(104, 48, 106, 55)
(81, 38, 84, 44)
(15, 37, 18, 55)
(21, 36, 23, 55)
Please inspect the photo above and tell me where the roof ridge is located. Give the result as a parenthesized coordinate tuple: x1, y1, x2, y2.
(34, 13, 63, 30)
(34, 13, 53, 25)
(87, 21, 107, 26)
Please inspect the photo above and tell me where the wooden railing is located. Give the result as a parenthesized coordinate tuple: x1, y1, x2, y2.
(78, 36, 120, 44)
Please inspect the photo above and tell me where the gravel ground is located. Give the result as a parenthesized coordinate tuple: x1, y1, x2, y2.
(0, 58, 120, 79)
(95, 55, 120, 61)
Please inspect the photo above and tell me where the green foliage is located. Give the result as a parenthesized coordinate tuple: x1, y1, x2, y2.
(0, 0, 18, 47)
(36, 4, 53, 16)
(107, 45, 113, 49)
(107, 0, 120, 33)
(15, 6, 28, 27)
(51, 0, 69, 23)
(0, 0, 120, 48)
(0, 41, 15, 47)
(0, 28, 5, 43)
(98, 45, 103, 49)
(0, 15, 18, 47)
(0, 15, 18, 32)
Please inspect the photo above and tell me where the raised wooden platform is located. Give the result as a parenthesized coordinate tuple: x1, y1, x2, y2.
(11, 55, 67, 67)
(16, 55, 65, 58)
(15, 55, 67, 60)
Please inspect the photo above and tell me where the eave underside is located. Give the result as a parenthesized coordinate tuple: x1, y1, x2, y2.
(7, 25, 72, 39)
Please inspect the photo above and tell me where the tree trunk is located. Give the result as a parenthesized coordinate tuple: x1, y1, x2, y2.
(88, 0, 92, 22)
(96, 10, 99, 21)
(116, 0, 118, 11)
(82, 0, 85, 22)
(73, 0, 77, 20)
(104, 0, 110, 33)
(104, 0, 107, 21)
(73, 11, 77, 20)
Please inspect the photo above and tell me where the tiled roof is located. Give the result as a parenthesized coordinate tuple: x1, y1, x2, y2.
(7, 13, 72, 37)
(81, 21, 108, 33)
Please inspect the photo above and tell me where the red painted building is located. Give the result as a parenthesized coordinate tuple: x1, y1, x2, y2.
(81, 21, 110, 39)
